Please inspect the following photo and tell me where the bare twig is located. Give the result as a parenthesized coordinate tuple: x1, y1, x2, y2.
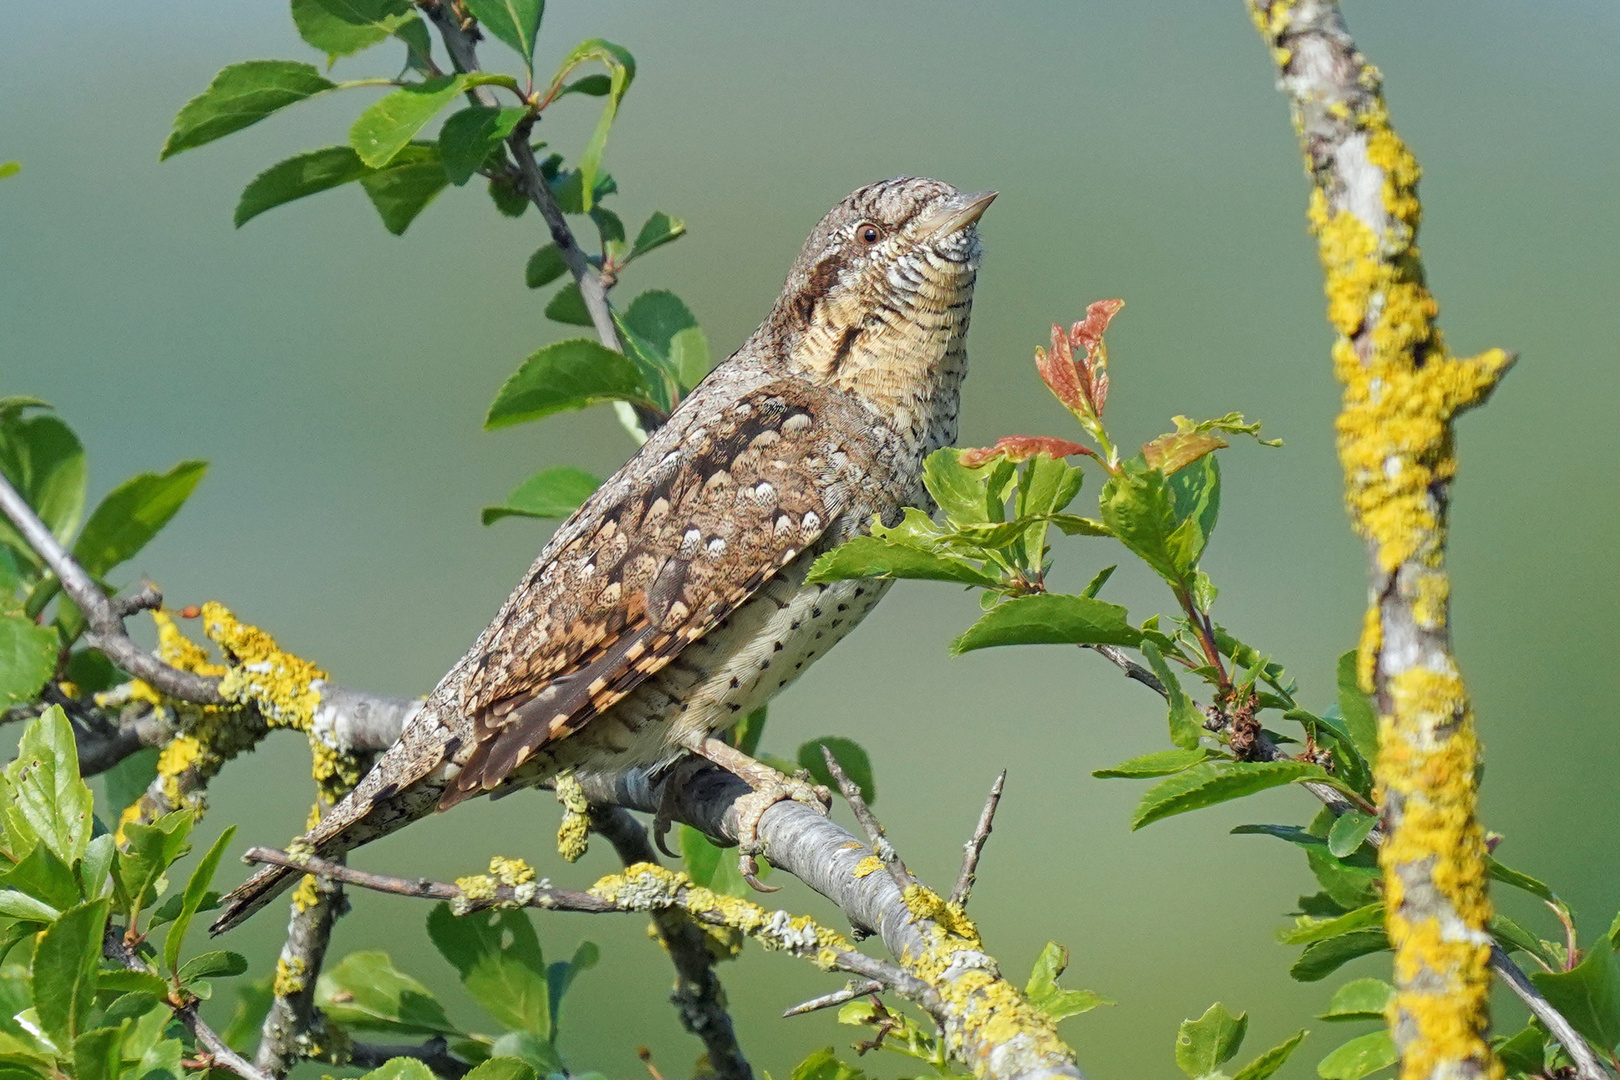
(245, 846, 605, 911)
(820, 745, 909, 892)
(952, 771, 1006, 907)
(0, 471, 223, 703)
(345, 1036, 472, 1079)
(782, 981, 883, 1018)
(589, 805, 754, 1080)
(103, 924, 275, 1080)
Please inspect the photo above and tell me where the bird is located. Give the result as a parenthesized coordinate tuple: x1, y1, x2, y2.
(212, 176, 994, 932)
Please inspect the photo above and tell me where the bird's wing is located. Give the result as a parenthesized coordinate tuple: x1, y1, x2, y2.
(441, 378, 864, 807)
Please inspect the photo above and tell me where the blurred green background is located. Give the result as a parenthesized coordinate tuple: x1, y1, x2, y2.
(3, 1, 1617, 1077)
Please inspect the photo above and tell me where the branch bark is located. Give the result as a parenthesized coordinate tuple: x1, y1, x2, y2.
(1246, 6, 1515, 1080)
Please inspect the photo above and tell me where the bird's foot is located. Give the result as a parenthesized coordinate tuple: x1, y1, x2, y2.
(676, 732, 830, 891)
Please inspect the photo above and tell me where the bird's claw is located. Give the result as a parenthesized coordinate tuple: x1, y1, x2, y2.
(731, 774, 830, 891)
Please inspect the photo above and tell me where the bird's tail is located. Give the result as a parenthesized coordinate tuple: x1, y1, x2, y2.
(211, 747, 448, 934)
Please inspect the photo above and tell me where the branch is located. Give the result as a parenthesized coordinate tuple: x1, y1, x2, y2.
(0, 471, 222, 703)
(1248, 6, 1517, 1080)
(103, 924, 275, 1080)
(345, 1037, 472, 1080)
(589, 806, 754, 1080)
(820, 746, 910, 893)
(576, 767, 1083, 1080)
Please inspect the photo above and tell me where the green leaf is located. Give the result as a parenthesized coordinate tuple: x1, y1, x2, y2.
(1092, 748, 1214, 779)
(485, 339, 655, 429)
(797, 737, 874, 804)
(805, 535, 1000, 589)
(1291, 929, 1389, 982)
(73, 1026, 126, 1080)
(951, 594, 1141, 654)
(161, 61, 338, 159)
(102, 747, 160, 830)
(1316, 1030, 1396, 1080)
(0, 412, 87, 561)
(1494, 1025, 1548, 1075)
(1491, 913, 1551, 964)
(792, 1048, 867, 1080)
(464, 1058, 538, 1080)
(439, 106, 526, 185)
(1335, 651, 1379, 766)
(1175, 1002, 1248, 1079)
(1100, 455, 1220, 586)
(147, 887, 219, 930)
(1530, 938, 1620, 1051)
(924, 448, 1004, 527)
(544, 941, 598, 1034)
(4, 708, 94, 867)
(177, 950, 248, 984)
(0, 162, 18, 181)
(623, 291, 698, 361)
(1133, 761, 1326, 830)
(544, 40, 635, 210)
(1141, 641, 1205, 750)
(358, 1059, 437, 1080)
(464, 0, 544, 71)
(32, 898, 108, 1049)
(629, 211, 686, 260)
(1015, 454, 1085, 568)
(1081, 565, 1116, 598)
(1487, 857, 1558, 904)
(1327, 812, 1377, 858)
(3, 842, 87, 914)
(544, 283, 594, 326)
(98, 969, 170, 999)
(489, 1032, 563, 1076)
(1280, 903, 1385, 945)
(350, 76, 466, 168)
(1286, 707, 1372, 798)
(318, 951, 460, 1035)
(235, 146, 371, 226)
(360, 143, 450, 234)
(0, 613, 56, 708)
(70, 461, 206, 578)
(482, 467, 600, 525)
(116, 809, 193, 924)
(679, 825, 748, 897)
(1232, 1031, 1307, 1080)
(669, 326, 712, 392)
(291, 0, 414, 62)
(1319, 978, 1394, 1021)
(427, 904, 550, 1037)
(0, 889, 59, 924)
(162, 825, 235, 975)
(524, 244, 567, 288)
(1024, 943, 1112, 1022)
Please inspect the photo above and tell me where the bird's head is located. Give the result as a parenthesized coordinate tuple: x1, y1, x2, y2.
(764, 177, 995, 412)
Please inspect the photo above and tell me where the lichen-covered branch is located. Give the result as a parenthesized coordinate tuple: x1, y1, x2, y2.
(589, 806, 754, 1080)
(577, 768, 1083, 1080)
(1250, 7, 1510, 1079)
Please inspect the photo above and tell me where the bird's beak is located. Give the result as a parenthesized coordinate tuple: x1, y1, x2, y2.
(920, 190, 998, 240)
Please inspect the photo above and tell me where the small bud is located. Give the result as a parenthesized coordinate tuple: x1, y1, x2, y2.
(178, 605, 201, 619)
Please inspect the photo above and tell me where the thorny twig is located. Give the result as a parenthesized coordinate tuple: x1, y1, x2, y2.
(820, 745, 910, 892)
(952, 770, 1006, 907)
(782, 980, 884, 1018)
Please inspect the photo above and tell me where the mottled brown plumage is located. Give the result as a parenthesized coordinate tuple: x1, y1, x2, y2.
(214, 176, 992, 931)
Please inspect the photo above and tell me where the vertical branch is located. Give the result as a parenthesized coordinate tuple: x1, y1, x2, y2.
(1246, 6, 1513, 1080)
(588, 806, 754, 1080)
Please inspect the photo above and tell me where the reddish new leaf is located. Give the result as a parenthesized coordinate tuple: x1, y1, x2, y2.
(1070, 298, 1124, 354)
(1142, 430, 1228, 474)
(1035, 327, 1085, 414)
(959, 436, 1094, 468)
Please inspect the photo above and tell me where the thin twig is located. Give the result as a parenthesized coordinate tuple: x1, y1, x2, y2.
(951, 771, 1006, 907)
(1083, 643, 1165, 695)
(782, 981, 883, 1018)
(0, 472, 223, 703)
(820, 746, 909, 892)
(245, 846, 609, 912)
(103, 924, 274, 1080)
(588, 806, 754, 1080)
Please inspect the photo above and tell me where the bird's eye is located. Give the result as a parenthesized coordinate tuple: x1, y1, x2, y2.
(857, 223, 883, 246)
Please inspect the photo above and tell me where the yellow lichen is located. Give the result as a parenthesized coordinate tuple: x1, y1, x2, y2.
(203, 601, 326, 731)
(456, 874, 499, 901)
(273, 956, 307, 997)
(291, 873, 322, 914)
(902, 884, 979, 945)
(553, 771, 590, 863)
(852, 856, 883, 879)
(490, 856, 536, 886)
